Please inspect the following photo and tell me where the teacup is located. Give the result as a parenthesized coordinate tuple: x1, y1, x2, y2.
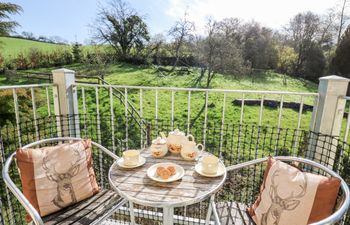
(123, 150, 140, 166)
(151, 137, 168, 158)
(201, 155, 219, 174)
(181, 141, 204, 161)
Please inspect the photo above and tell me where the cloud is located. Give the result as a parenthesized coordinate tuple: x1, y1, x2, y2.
(165, 0, 337, 34)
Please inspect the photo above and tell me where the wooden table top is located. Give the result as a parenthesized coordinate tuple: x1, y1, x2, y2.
(108, 149, 226, 208)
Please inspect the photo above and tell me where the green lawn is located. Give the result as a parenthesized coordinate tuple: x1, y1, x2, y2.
(0, 37, 70, 58)
(54, 63, 318, 131)
(0, 63, 319, 132)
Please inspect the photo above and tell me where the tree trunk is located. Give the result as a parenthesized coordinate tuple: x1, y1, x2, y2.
(337, 0, 347, 45)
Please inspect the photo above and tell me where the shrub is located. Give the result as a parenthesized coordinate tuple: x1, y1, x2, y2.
(276, 46, 297, 75)
(72, 42, 82, 63)
(48, 49, 73, 66)
(14, 52, 28, 70)
(28, 48, 44, 69)
(0, 52, 4, 71)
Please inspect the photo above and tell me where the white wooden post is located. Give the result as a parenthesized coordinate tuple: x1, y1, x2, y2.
(52, 68, 80, 137)
(308, 75, 349, 167)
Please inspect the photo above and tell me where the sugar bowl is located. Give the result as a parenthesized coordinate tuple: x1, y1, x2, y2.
(150, 137, 168, 158)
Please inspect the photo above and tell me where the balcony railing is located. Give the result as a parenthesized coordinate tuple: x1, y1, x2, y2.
(1, 69, 350, 224)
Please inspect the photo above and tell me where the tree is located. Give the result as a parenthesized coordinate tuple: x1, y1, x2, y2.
(148, 33, 166, 65)
(332, 26, 350, 76)
(0, 2, 22, 36)
(168, 13, 195, 70)
(94, 0, 150, 59)
(336, 0, 349, 45)
(285, 12, 327, 78)
(241, 22, 278, 69)
(21, 31, 35, 40)
(196, 18, 245, 87)
(72, 42, 82, 63)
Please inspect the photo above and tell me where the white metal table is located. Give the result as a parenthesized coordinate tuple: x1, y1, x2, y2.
(108, 149, 226, 225)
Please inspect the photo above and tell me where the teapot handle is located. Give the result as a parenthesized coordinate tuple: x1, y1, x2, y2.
(187, 134, 195, 142)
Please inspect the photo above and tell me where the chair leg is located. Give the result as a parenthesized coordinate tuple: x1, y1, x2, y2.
(205, 195, 216, 225)
(211, 199, 221, 225)
(235, 202, 248, 225)
(205, 194, 220, 225)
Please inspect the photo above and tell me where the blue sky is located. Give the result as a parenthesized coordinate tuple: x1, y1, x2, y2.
(10, 0, 340, 44)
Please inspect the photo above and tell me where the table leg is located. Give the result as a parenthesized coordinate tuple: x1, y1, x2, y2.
(205, 195, 216, 225)
(129, 201, 136, 225)
(163, 206, 174, 225)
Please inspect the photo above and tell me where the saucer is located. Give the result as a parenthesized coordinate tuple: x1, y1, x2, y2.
(147, 162, 185, 183)
(195, 162, 226, 177)
(117, 156, 146, 168)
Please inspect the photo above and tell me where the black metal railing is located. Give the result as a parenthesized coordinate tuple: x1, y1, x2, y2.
(0, 114, 349, 224)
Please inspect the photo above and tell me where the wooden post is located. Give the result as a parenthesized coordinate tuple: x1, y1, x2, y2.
(52, 68, 80, 137)
(308, 75, 349, 167)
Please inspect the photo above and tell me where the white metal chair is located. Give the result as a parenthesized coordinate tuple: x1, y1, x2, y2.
(212, 156, 350, 225)
(2, 137, 127, 225)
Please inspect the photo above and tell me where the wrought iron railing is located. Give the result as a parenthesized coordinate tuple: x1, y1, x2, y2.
(1, 72, 350, 224)
(1, 114, 350, 224)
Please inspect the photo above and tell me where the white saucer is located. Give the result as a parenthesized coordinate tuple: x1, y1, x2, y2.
(147, 162, 185, 183)
(195, 162, 226, 177)
(117, 156, 146, 168)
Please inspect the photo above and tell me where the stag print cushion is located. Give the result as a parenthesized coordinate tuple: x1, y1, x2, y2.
(247, 157, 341, 225)
(16, 139, 99, 218)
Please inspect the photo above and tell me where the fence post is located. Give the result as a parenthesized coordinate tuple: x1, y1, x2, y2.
(52, 68, 80, 137)
(308, 75, 349, 167)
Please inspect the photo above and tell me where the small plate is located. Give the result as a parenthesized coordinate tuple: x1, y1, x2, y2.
(195, 162, 226, 177)
(147, 162, 185, 183)
(117, 156, 146, 168)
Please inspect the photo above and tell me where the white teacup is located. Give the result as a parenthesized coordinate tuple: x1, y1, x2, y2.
(201, 155, 219, 174)
(123, 150, 140, 166)
(181, 141, 204, 161)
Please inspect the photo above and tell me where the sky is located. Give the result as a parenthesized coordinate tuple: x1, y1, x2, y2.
(9, 0, 342, 44)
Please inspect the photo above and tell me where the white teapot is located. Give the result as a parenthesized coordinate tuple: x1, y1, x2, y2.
(150, 137, 167, 158)
(167, 129, 194, 154)
(180, 140, 204, 161)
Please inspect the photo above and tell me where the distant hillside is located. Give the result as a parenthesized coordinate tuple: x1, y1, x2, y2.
(0, 37, 69, 58)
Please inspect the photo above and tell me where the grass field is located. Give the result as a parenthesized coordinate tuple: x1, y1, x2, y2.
(4, 63, 348, 159)
(0, 63, 319, 132)
(0, 37, 70, 57)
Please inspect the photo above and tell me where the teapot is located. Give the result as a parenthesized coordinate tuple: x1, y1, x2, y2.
(150, 137, 168, 158)
(167, 129, 194, 154)
(180, 140, 204, 161)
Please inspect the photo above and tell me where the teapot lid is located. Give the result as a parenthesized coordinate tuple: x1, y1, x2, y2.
(152, 137, 166, 144)
(169, 129, 185, 136)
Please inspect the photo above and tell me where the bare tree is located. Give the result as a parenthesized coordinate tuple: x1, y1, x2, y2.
(196, 17, 245, 87)
(94, 0, 150, 59)
(337, 0, 349, 45)
(319, 9, 337, 48)
(147, 33, 166, 65)
(168, 13, 195, 70)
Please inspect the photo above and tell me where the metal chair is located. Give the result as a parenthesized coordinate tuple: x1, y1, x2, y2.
(2, 137, 127, 225)
(212, 156, 350, 225)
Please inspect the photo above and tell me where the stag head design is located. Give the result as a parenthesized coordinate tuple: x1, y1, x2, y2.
(42, 144, 81, 209)
(261, 169, 307, 225)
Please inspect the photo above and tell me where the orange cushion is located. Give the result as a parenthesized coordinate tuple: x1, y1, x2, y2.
(16, 139, 100, 218)
(247, 157, 340, 225)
